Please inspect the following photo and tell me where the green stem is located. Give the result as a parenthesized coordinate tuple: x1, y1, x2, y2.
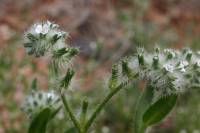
(85, 82, 128, 132)
(134, 85, 154, 133)
(79, 99, 89, 132)
(51, 58, 82, 132)
(61, 93, 82, 133)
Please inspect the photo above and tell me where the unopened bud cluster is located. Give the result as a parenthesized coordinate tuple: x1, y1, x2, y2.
(21, 90, 61, 120)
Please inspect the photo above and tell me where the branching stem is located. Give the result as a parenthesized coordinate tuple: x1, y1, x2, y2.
(84, 82, 128, 132)
(61, 93, 82, 133)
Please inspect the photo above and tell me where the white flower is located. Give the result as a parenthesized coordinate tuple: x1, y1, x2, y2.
(121, 47, 200, 100)
(34, 24, 42, 33)
(24, 21, 69, 57)
(47, 91, 56, 99)
(196, 60, 200, 67)
(178, 61, 189, 72)
(163, 64, 174, 73)
(35, 24, 49, 34)
(182, 61, 189, 66)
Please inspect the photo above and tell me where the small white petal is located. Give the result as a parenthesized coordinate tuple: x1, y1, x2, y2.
(163, 64, 174, 72)
(178, 61, 189, 72)
(196, 60, 200, 67)
(35, 25, 43, 34)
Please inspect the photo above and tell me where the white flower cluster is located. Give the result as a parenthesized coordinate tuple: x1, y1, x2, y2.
(123, 47, 200, 100)
(21, 90, 61, 120)
(24, 21, 67, 57)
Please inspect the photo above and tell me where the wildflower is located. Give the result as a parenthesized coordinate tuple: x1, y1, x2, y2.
(119, 47, 200, 100)
(24, 21, 67, 57)
(35, 23, 49, 34)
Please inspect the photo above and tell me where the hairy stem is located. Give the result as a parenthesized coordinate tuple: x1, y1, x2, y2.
(85, 82, 128, 132)
(61, 93, 82, 133)
(134, 85, 154, 133)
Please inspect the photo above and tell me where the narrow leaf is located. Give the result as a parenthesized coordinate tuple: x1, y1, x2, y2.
(143, 95, 177, 126)
(28, 108, 51, 133)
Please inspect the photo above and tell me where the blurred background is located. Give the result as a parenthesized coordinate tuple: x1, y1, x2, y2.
(1, 0, 200, 133)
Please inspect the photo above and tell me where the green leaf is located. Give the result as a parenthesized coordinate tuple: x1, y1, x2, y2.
(143, 95, 177, 126)
(28, 108, 51, 133)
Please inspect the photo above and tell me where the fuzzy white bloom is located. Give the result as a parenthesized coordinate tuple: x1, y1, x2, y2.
(163, 64, 174, 73)
(21, 90, 61, 120)
(35, 24, 49, 34)
(118, 47, 200, 100)
(24, 21, 67, 57)
(47, 91, 56, 99)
